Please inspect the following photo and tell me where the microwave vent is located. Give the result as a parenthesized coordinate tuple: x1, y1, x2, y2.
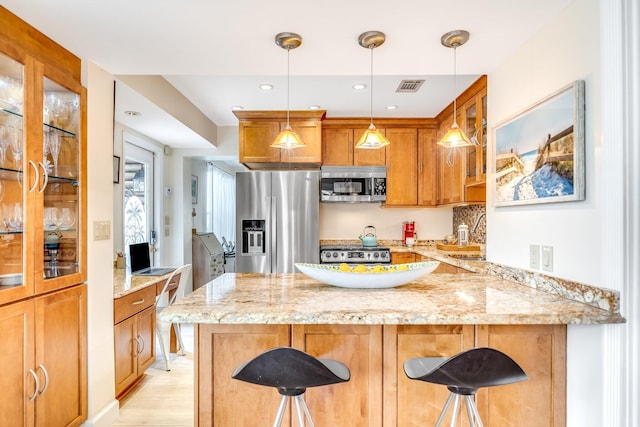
(396, 79, 425, 93)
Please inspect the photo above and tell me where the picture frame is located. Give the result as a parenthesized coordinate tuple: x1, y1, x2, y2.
(191, 175, 198, 204)
(493, 80, 585, 206)
(113, 155, 120, 183)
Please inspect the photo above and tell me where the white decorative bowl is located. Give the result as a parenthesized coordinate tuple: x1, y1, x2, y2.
(295, 261, 440, 289)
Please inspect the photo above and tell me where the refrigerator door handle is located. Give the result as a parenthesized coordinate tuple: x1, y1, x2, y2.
(270, 196, 277, 273)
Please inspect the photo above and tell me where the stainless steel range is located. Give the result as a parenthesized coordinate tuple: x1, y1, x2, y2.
(320, 245, 391, 265)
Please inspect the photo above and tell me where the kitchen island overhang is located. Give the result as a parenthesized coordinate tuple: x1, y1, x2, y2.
(160, 272, 624, 326)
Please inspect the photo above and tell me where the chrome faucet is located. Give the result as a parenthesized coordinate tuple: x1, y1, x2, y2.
(471, 212, 486, 233)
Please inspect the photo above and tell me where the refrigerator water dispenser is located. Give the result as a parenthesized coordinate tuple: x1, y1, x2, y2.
(242, 220, 265, 254)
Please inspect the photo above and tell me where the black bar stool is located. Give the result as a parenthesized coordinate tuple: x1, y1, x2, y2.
(403, 347, 527, 427)
(232, 347, 350, 427)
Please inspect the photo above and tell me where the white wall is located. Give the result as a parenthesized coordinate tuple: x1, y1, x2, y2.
(320, 203, 453, 241)
(488, 1, 605, 426)
(83, 62, 119, 426)
(488, 0, 601, 285)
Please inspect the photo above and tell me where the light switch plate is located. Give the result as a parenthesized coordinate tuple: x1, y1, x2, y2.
(541, 245, 553, 272)
(93, 220, 111, 241)
(529, 244, 540, 269)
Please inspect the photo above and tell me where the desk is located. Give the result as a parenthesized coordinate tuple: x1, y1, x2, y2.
(113, 269, 180, 399)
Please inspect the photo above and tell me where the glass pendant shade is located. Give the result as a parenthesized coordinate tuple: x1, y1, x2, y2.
(437, 121, 472, 148)
(355, 123, 391, 149)
(270, 124, 305, 149)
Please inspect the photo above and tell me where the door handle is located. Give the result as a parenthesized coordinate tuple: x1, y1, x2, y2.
(27, 369, 40, 402)
(28, 160, 39, 193)
(38, 364, 49, 395)
(137, 335, 145, 355)
(38, 161, 49, 193)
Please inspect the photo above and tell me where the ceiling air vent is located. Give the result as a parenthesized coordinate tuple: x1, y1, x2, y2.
(396, 79, 425, 93)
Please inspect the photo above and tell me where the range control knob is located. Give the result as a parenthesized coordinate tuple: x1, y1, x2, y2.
(332, 252, 338, 258)
(374, 252, 379, 258)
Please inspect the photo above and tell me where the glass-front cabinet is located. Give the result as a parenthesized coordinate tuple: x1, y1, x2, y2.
(0, 53, 26, 301)
(0, 47, 85, 305)
(464, 86, 487, 186)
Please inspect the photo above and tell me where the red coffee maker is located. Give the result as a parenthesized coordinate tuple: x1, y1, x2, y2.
(402, 221, 415, 246)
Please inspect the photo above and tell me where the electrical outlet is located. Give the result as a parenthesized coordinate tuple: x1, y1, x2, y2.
(541, 245, 553, 272)
(529, 244, 540, 269)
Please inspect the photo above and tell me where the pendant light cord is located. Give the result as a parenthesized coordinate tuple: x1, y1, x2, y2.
(369, 46, 374, 126)
(452, 45, 458, 125)
(286, 47, 291, 127)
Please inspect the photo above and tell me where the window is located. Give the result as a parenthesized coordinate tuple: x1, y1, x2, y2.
(206, 163, 235, 248)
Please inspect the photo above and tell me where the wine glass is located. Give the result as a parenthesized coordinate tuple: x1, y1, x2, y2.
(43, 207, 61, 231)
(48, 133, 61, 176)
(59, 207, 75, 230)
(0, 125, 8, 167)
(9, 127, 22, 170)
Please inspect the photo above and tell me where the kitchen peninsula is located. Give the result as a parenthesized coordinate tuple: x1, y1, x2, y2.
(160, 256, 623, 427)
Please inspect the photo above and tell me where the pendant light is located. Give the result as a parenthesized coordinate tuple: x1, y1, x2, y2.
(355, 31, 391, 149)
(271, 32, 305, 149)
(437, 30, 472, 148)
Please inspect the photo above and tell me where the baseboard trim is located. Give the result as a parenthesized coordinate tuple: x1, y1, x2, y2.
(80, 399, 119, 427)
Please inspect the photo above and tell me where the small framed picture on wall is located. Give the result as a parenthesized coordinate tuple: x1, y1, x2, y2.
(191, 175, 198, 204)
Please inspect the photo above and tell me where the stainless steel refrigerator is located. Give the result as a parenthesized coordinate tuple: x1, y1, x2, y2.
(236, 170, 320, 273)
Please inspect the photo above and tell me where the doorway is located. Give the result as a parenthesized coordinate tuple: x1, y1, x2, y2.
(123, 143, 156, 264)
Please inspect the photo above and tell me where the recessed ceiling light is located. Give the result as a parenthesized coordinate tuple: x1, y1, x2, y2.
(259, 83, 274, 90)
(231, 105, 244, 111)
(386, 105, 398, 110)
(352, 83, 367, 90)
(124, 110, 141, 117)
(308, 105, 321, 110)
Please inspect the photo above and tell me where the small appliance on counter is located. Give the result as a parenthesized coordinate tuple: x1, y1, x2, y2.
(192, 232, 225, 289)
(359, 226, 378, 247)
(402, 221, 416, 247)
(320, 245, 391, 265)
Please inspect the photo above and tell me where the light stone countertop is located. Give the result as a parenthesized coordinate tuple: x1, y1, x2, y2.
(113, 268, 174, 298)
(159, 270, 625, 326)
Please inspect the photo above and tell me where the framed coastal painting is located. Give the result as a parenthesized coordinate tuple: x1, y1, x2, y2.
(493, 80, 585, 206)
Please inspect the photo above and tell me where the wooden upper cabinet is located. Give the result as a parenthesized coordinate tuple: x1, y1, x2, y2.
(385, 128, 418, 206)
(321, 126, 386, 166)
(234, 110, 325, 169)
(418, 128, 438, 206)
(322, 128, 353, 165)
(435, 75, 487, 205)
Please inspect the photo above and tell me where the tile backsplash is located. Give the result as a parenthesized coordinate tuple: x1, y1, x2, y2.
(453, 205, 486, 244)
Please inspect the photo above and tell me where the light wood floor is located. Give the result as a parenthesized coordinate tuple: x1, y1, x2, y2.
(111, 324, 195, 426)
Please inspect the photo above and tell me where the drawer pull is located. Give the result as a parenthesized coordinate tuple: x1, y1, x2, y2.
(131, 299, 145, 305)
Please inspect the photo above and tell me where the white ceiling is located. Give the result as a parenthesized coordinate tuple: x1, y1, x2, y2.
(2, 0, 573, 149)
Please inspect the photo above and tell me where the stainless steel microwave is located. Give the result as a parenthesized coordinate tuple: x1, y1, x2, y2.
(320, 166, 387, 203)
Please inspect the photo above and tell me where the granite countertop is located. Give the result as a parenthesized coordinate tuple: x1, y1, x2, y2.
(159, 269, 625, 326)
(113, 268, 174, 298)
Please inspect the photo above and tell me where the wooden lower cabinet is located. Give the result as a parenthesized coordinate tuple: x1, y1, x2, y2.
(383, 325, 475, 426)
(0, 285, 87, 427)
(476, 325, 567, 427)
(292, 324, 383, 427)
(195, 324, 290, 426)
(114, 286, 156, 398)
(195, 323, 565, 426)
(391, 253, 416, 264)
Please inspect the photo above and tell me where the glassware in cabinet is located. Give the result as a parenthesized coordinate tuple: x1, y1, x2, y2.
(0, 52, 25, 295)
(42, 76, 80, 281)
